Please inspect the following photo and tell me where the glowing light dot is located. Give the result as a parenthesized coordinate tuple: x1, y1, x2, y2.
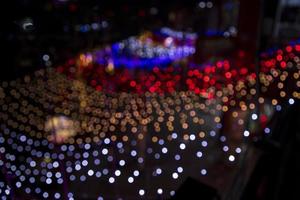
(220, 136, 226, 142)
(276, 105, 282, 111)
(131, 150, 137, 157)
(104, 138, 110, 144)
(251, 114, 258, 120)
(5, 189, 10, 195)
(54, 193, 61, 199)
(102, 148, 108, 155)
(30, 161, 36, 167)
(235, 147, 242, 154)
(42, 54, 50, 61)
(201, 169, 207, 175)
(43, 192, 49, 198)
(75, 164, 81, 171)
(139, 189, 145, 196)
(16, 182, 21, 188)
(119, 160, 125, 166)
(209, 131, 216, 137)
(207, 1, 213, 8)
(88, 170, 94, 176)
(172, 133, 178, 139)
(177, 167, 183, 173)
(198, 2, 205, 8)
(157, 188, 163, 194)
(196, 151, 203, 158)
(133, 170, 139, 177)
(115, 170, 121, 176)
(128, 177, 134, 183)
(223, 146, 229, 152)
(172, 172, 179, 179)
(108, 177, 115, 183)
(179, 143, 186, 150)
(201, 141, 208, 147)
(229, 155, 235, 162)
(53, 161, 59, 168)
(264, 127, 271, 134)
(20, 135, 26, 142)
(162, 147, 168, 154)
(289, 98, 295, 105)
(46, 178, 52, 184)
(243, 130, 250, 137)
(82, 160, 88, 166)
(189, 134, 196, 140)
(156, 168, 162, 175)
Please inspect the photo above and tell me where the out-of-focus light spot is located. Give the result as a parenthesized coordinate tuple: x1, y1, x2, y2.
(209, 131, 216, 137)
(102, 148, 108, 155)
(220, 136, 226, 142)
(133, 170, 139, 177)
(235, 147, 242, 154)
(128, 177, 134, 183)
(198, 2, 206, 8)
(179, 143, 186, 150)
(88, 170, 94, 176)
(201, 141, 208, 147)
(119, 160, 125, 166)
(172, 172, 179, 179)
(46, 178, 52, 184)
(156, 168, 162, 175)
(223, 146, 229, 152)
(243, 130, 250, 137)
(276, 105, 282, 111)
(131, 150, 137, 157)
(43, 54, 50, 62)
(196, 151, 203, 158)
(172, 133, 177, 139)
(177, 167, 183, 173)
(104, 138, 110, 144)
(229, 155, 235, 162)
(108, 177, 115, 183)
(251, 113, 258, 120)
(157, 188, 163, 194)
(264, 127, 271, 134)
(207, 1, 213, 8)
(190, 134, 196, 141)
(289, 98, 295, 105)
(139, 189, 145, 196)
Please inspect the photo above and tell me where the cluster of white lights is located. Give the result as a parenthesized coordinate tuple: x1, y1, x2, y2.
(198, 1, 213, 9)
(116, 36, 196, 59)
(160, 27, 197, 40)
(1, 122, 237, 199)
(74, 20, 108, 33)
